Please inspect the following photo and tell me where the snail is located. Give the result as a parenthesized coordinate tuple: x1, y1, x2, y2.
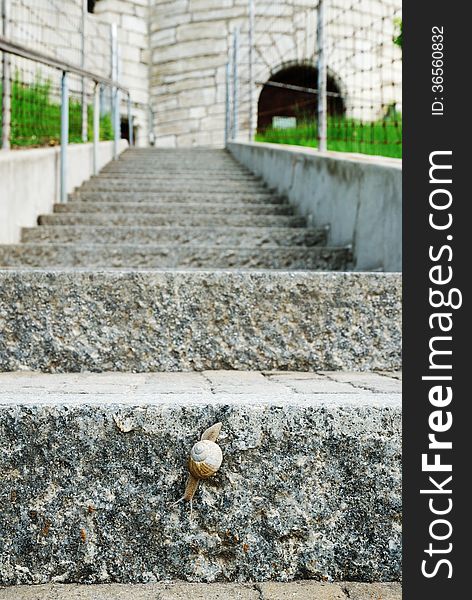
(172, 422, 223, 516)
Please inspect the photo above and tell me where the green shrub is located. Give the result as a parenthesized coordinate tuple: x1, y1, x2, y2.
(255, 114, 402, 159)
(1, 74, 114, 148)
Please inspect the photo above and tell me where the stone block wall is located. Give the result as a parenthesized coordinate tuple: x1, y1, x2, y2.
(7, 0, 402, 148)
(150, 0, 402, 148)
(150, 0, 246, 147)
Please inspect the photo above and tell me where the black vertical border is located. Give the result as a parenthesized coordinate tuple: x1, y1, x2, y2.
(403, 1, 469, 598)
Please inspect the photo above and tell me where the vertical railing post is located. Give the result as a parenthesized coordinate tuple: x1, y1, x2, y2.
(93, 82, 100, 175)
(116, 44, 122, 155)
(80, 0, 87, 143)
(248, 0, 255, 141)
(109, 23, 114, 122)
(317, 0, 327, 152)
(127, 93, 133, 147)
(114, 88, 120, 158)
(1, 0, 11, 150)
(110, 23, 119, 159)
(232, 27, 239, 141)
(224, 61, 231, 147)
(60, 71, 69, 203)
(148, 105, 155, 146)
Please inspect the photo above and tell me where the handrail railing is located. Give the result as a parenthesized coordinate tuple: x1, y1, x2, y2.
(0, 36, 128, 92)
(1, 13, 134, 202)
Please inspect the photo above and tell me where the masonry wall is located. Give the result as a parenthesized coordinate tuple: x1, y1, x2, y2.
(150, 0, 402, 148)
(7, 1, 401, 148)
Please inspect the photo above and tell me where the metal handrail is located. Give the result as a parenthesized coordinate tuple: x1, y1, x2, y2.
(0, 35, 129, 93)
(1, 27, 134, 202)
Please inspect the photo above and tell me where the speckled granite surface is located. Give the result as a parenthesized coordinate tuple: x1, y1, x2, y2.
(0, 245, 349, 269)
(53, 202, 294, 215)
(79, 180, 269, 192)
(69, 192, 280, 204)
(21, 225, 327, 247)
(0, 371, 401, 585)
(37, 213, 307, 228)
(0, 271, 401, 372)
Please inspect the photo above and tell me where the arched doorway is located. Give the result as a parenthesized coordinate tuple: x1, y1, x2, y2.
(257, 64, 345, 133)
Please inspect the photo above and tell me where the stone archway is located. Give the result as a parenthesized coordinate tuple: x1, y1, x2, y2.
(257, 63, 345, 133)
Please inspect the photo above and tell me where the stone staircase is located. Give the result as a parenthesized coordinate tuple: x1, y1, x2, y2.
(0, 148, 402, 593)
(0, 148, 350, 270)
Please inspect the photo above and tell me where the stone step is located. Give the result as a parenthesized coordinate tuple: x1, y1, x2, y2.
(0, 271, 401, 372)
(82, 165, 262, 173)
(115, 157, 236, 162)
(94, 172, 259, 181)
(112, 160, 241, 164)
(78, 181, 270, 192)
(0, 371, 401, 585)
(102, 156, 246, 161)
(117, 150, 232, 156)
(0, 244, 349, 270)
(116, 152, 236, 157)
(114, 157, 241, 165)
(104, 163, 244, 171)
(38, 214, 307, 228)
(21, 225, 328, 247)
(53, 202, 294, 216)
(99, 165, 251, 172)
(79, 180, 274, 197)
(69, 191, 281, 204)
(0, 581, 403, 600)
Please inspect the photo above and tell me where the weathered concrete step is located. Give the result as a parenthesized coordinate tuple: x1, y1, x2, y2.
(0, 581, 403, 600)
(101, 162, 245, 172)
(0, 244, 348, 270)
(21, 225, 328, 247)
(106, 163, 243, 170)
(0, 371, 401, 584)
(80, 175, 266, 187)
(117, 152, 235, 157)
(114, 157, 240, 165)
(38, 214, 307, 228)
(69, 191, 281, 204)
(118, 158, 237, 163)
(53, 202, 294, 216)
(99, 165, 251, 172)
(79, 181, 270, 192)
(117, 155, 236, 161)
(98, 173, 253, 181)
(118, 151, 232, 158)
(94, 172, 258, 181)
(0, 271, 401, 372)
(115, 156, 234, 160)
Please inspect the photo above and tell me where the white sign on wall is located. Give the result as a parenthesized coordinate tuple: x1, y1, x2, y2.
(272, 116, 297, 130)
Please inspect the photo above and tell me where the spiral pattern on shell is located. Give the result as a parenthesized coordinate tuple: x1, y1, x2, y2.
(188, 439, 223, 479)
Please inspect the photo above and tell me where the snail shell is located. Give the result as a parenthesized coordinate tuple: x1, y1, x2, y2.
(188, 440, 223, 479)
(173, 422, 224, 508)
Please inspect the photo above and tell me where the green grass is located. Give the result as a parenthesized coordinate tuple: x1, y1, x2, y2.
(1, 75, 113, 148)
(256, 116, 402, 159)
